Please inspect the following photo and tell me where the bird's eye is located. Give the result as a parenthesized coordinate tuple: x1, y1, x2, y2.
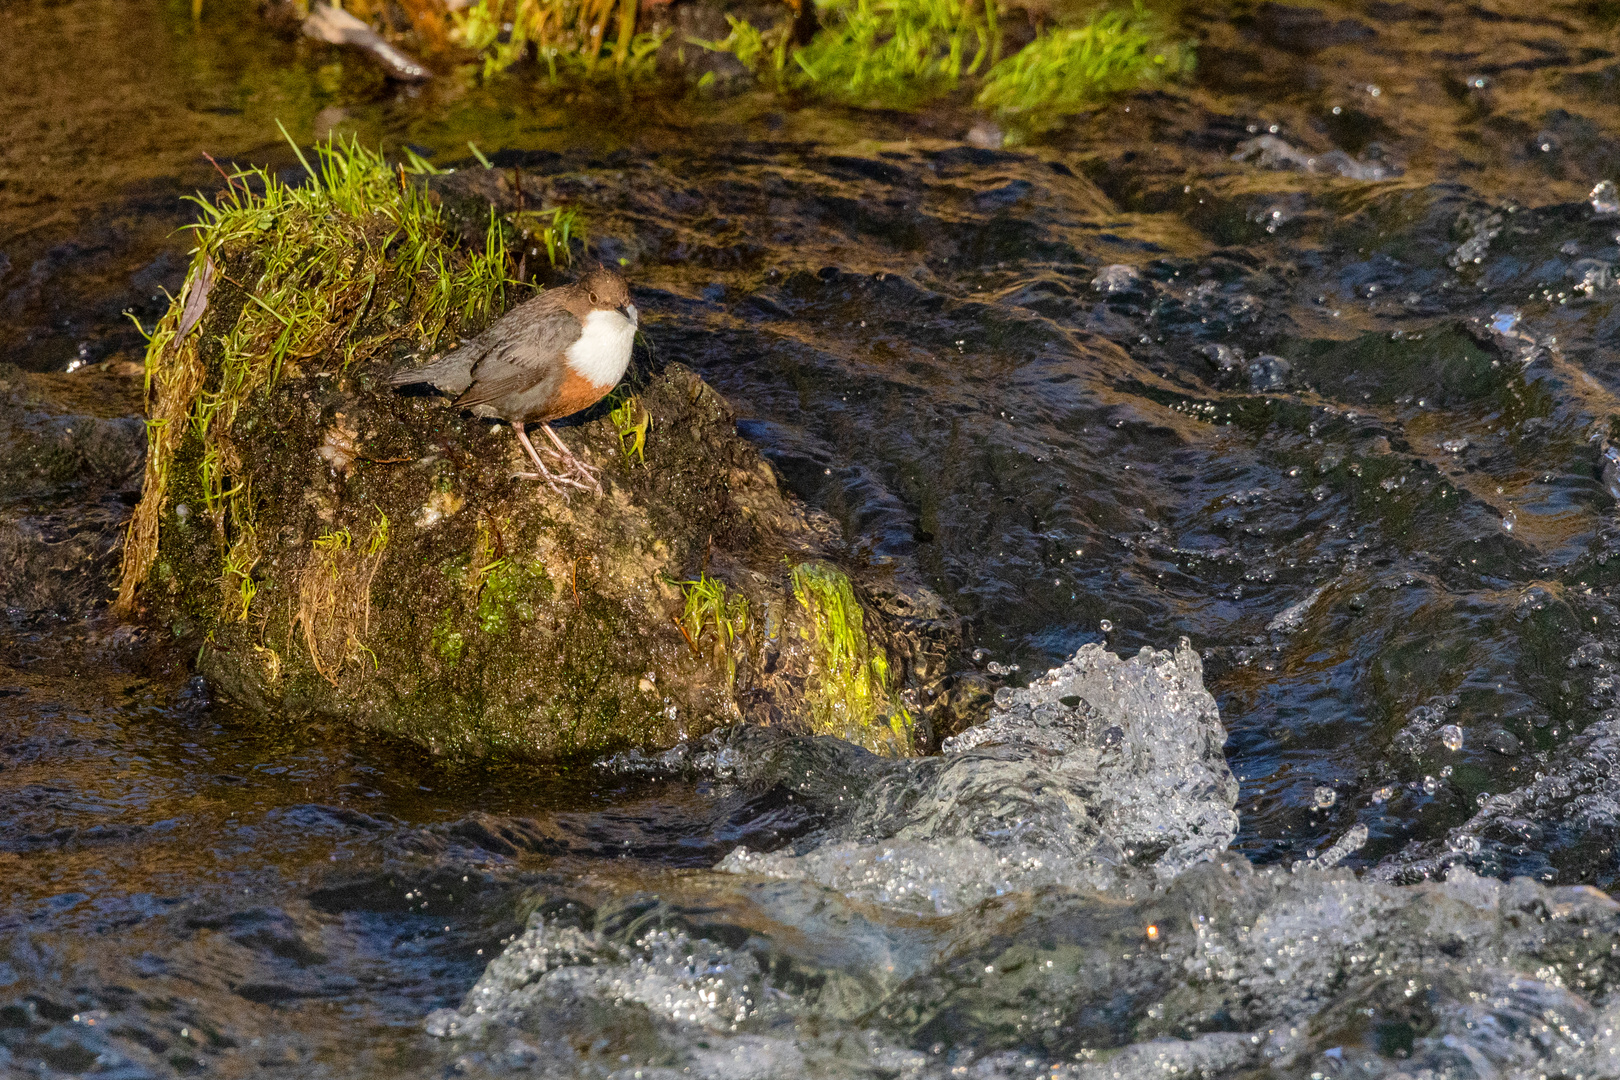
(589, 292, 600, 305)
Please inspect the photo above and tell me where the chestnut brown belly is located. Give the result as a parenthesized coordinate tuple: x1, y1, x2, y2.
(535, 367, 615, 423)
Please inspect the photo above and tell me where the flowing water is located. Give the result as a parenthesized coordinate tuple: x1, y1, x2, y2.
(9, 0, 1620, 1075)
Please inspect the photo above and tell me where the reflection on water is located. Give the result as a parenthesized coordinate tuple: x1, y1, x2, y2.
(9, 0, 1620, 1074)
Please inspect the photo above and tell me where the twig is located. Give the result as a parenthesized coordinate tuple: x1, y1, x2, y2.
(202, 151, 241, 198)
(571, 558, 580, 609)
(671, 612, 699, 655)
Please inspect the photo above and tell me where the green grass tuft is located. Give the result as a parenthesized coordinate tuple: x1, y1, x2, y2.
(793, 0, 998, 104)
(976, 3, 1194, 122)
(118, 132, 526, 614)
(511, 206, 588, 269)
(608, 391, 650, 465)
(680, 573, 749, 683)
(693, 0, 1189, 125)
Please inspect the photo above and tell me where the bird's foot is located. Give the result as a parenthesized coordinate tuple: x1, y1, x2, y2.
(511, 421, 593, 497)
(539, 426, 604, 495)
(512, 456, 592, 496)
(513, 469, 593, 496)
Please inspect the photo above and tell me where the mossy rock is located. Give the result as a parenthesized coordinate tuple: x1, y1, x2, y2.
(179, 363, 954, 758)
(118, 142, 959, 761)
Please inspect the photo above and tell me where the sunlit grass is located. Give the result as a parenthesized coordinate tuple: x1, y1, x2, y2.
(693, 0, 1191, 124)
(792, 0, 998, 104)
(679, 573, 749, 684)
(976, 3, 1194, 121)
(118, 132, 519, 613)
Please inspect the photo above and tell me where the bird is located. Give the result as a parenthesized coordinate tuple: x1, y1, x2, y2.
(386, 267, 637, 494)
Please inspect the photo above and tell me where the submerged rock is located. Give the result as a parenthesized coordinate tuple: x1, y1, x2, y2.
(0, 363, 145, 618)
(115, 146, 958, 760)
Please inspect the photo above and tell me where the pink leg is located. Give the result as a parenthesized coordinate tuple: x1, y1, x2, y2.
(511, 422, 589, 494)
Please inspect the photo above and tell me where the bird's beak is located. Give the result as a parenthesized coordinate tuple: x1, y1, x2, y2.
(620, 303, 638, 326)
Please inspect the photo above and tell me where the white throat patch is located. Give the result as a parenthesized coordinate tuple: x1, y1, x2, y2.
(565, 306, 637, 386)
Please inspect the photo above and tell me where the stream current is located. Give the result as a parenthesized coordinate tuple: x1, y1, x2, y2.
(9, 0, 1620, 1075)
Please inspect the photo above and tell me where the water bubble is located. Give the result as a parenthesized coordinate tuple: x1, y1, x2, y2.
(1422, 775, 1439, 794)
(1092, 265, 1143, 294)
(1245, 355, 1289, 394)
(986, 661, 1009, 676)
(1501, 513, 1515, 533)
(1441, 438, 1469, 453)
(1371, 785, 1395, 803)
(1312, 786, 1336, 809)
(1438, 724, 1463, 751)
(1098, 620, 1113, 633)
(1440, 765, 1454, 778)
(972, 647, 991, 663)
(1592, 180, 1620, 215)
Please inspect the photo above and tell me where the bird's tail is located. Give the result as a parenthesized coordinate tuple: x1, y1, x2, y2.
(384, 345, 476, 394)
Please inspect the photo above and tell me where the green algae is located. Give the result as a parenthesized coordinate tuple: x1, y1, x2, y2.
(790, 561, 913, 755)
(432, 613, 467, 664)
(476, 559, 552, 635)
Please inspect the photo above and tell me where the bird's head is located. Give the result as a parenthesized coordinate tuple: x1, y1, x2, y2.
(580, 266, 636, 326)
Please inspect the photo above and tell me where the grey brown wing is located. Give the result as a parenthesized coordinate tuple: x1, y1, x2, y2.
(453, 306, 582, 412)
(454, 339, 567, 413)
(481, 298, 583, 374)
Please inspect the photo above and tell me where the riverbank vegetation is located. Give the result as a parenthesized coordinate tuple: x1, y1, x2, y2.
(695, 0, 1192, 124)
(274, 0, 1191, 130)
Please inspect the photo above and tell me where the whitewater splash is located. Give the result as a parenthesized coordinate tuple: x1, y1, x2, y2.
(425, 642, 1620, 1079)
(717, 639, 1239, 911)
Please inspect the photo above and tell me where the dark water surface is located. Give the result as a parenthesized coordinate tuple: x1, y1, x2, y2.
(10, 0, 1620, 1075)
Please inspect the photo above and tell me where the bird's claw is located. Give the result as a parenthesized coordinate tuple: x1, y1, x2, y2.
(539, 426, 604, 495)
(513, 469, 592, 496)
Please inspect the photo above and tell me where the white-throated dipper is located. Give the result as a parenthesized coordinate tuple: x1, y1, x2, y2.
(387, 267, 637, 493)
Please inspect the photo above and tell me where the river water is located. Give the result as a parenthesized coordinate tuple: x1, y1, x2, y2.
(8, 0, 1620, 1075)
